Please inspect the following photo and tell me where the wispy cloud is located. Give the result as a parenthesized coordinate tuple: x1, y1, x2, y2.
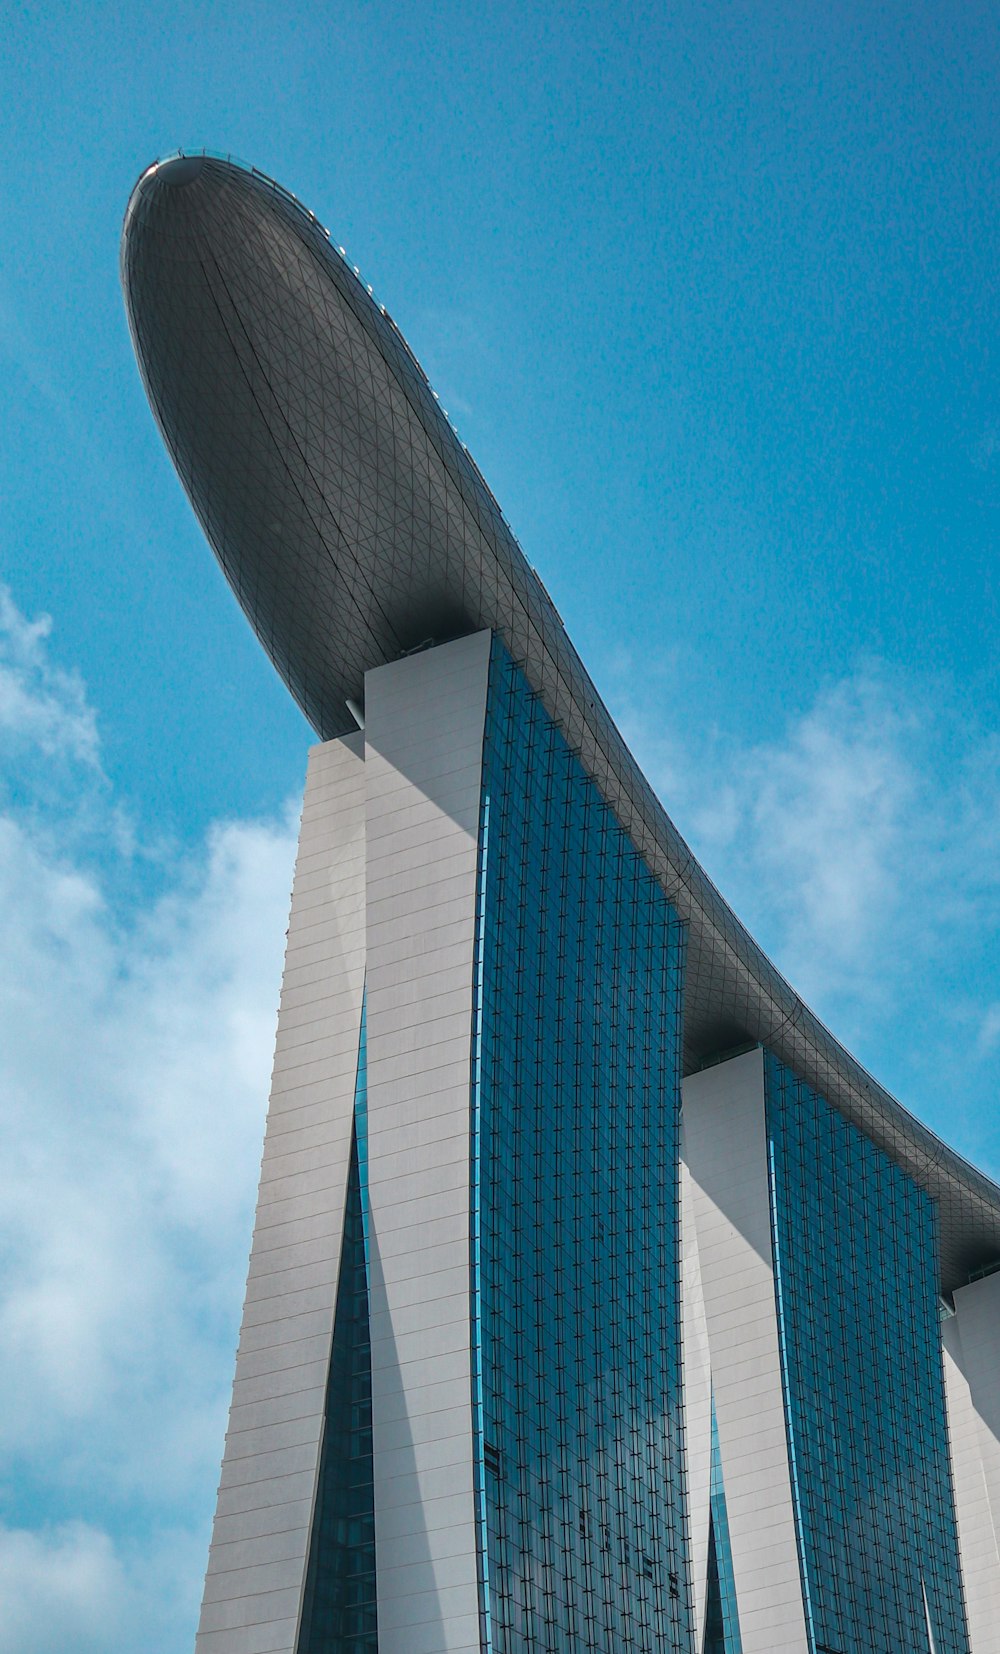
(0, 1520, 207, 1654)
(616, 658, 1000, 1057)
(0, 588, 298, 1649)
(979, 1005, 1000, 1059)
(0, 587, 100, 769)
(695, 672, 925, 1003)
(970, 419, 1000, 473)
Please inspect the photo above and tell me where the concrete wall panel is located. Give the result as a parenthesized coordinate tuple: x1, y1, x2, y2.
(195, 733, 367, 1654)
(364, 630, 491, 1654)
(682, 1048, 809, 1654)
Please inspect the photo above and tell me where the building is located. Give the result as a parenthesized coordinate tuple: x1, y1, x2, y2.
(122, 153, 1000, 1654)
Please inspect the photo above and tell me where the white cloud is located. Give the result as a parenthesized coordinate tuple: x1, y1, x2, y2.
(0, 588, 298, 1648)
(0, 586, 99, 768)
(0, 1522, 129, 1654)
(970, 419, 1000, 472)
(0, 1520, 207, 1654)
(619, 661, 1000, 1028)
(979, 1005, 1000, 1058)
(700, 674, 920, 999)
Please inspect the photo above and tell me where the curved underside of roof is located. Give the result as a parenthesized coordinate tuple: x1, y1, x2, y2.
(122, 151, 1000, 1291)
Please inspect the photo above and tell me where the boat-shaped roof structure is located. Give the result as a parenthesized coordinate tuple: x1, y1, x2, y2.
(122, 151, 1000, 1290)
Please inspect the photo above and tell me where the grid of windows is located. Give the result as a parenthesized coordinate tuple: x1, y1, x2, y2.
(703, 1397, 742, 1654)
(297, 1009, 376, 1654)
(765, 1053, 969, 1654)
(472, 641, 691, 1653)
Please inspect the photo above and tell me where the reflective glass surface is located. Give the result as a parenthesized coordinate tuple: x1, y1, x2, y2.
(472, 641, 691, 1652)
(703, 1397, 742, 1654)
(297, 1007, 376, 1654)
(765, 1054, 969, 1654)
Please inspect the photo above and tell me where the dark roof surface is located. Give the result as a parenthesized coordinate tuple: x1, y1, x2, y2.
(122, 151, 1000, 1290)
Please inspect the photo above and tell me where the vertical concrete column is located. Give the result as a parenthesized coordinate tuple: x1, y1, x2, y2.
(682, 1048, 809, 1654)
(364, 630, 492, 1654)
(196, 732, 367, 1654)
(942, 1271, 1000, 1650)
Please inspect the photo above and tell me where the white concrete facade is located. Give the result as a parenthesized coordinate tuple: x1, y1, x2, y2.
(194, 634, 491, 1654)
(364, 630, 491, 1654)
(682, 1049, 810, 1654)
(196, 732, 368, 1654)
(942, 1270, 1000, 1652)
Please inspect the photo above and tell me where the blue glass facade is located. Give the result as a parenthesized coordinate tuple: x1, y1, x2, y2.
(297, 1008, 376, 1654)
(471, 641, 690, 1653)
(703, 1397, 742, 1654)
(765, 1053, 969, 1654)
(292, 700, 976, 1654)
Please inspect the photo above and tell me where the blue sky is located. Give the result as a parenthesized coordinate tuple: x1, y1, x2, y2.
(1, 3, 997, 1647)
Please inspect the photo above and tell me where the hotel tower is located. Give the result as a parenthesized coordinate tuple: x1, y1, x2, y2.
(122, 152, 1000, 1654)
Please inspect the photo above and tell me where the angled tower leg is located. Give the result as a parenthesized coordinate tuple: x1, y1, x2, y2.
(363, 631, 492, 1654)
(683, 1049, 809, 1654)
(195, 733, 367, 1654)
